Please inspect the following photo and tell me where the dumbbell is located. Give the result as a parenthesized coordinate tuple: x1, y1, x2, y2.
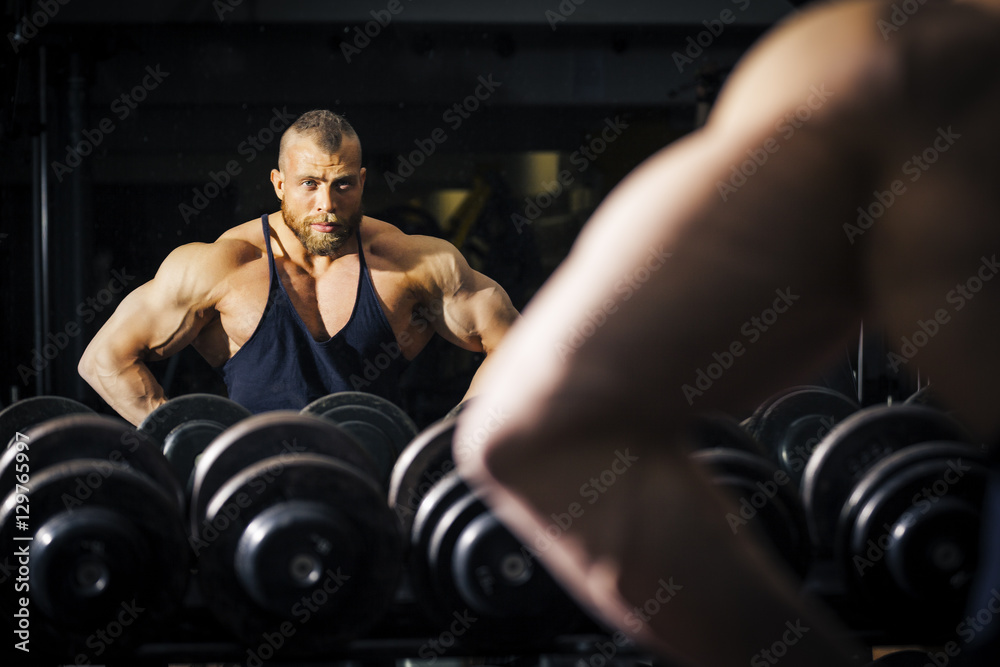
(801, 404, 986, 630)
(689, 446, 812, 577)
(389, 416, 583, 649)
(689, 411, 769, 457)
(0, 414, 190, 659)
(188, 411, 402, 654)
(744, 385, 860, 488)
(301, 391, 418, 487)
(686, 412, 812, 575)
(138, 393, 252, 498)
(0, 395, 95, 449)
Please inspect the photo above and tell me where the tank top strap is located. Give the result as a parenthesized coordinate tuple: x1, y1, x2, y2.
(261, 213, 278, 276)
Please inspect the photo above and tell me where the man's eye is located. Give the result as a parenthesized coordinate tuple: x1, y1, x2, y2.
(303, 180, 316, 187)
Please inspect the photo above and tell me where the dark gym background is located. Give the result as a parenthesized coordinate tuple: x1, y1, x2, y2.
(1, 0, 803, 426)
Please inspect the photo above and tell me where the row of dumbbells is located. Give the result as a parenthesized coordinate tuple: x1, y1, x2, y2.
(0, 392, 586, 662)
(689, 385, 988, 639)
(0, 386, 987, 660)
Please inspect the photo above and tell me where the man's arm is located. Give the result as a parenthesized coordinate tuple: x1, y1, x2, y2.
(456, 3, 895, 665)
(413, 236, 519, 400)
(78, 243, 224, 425)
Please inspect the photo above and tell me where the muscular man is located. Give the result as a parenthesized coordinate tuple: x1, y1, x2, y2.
(457, 1, 1000, 665)
(79, 110, 518, 425)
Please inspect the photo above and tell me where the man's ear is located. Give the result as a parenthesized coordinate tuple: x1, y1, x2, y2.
(270, 168, 284, 200)
(359, 166, 367, 191)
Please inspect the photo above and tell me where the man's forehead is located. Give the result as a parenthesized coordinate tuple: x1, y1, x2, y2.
(285, 134, 361, 172)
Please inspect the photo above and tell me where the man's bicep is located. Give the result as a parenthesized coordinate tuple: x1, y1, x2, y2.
(87, 280, 195, 366)
(86, 247, 218, 367)
(429, 251, 518, 353)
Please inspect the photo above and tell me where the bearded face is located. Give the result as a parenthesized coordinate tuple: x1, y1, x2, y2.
(272, 132, 367, 257)
(281, 197, 362, 256)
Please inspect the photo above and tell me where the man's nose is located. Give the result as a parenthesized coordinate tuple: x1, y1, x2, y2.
(316, 187, 334, 213)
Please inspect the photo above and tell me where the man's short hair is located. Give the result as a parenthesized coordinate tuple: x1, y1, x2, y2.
(278, 110, 360, 170)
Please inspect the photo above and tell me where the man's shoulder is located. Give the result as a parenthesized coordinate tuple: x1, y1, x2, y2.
(216, 217, 267, 251)
(157, 217, 265, 280)
(715, 1, 1000, 124)
(362, 217, 467, 296)
(363, 217, 454, 262)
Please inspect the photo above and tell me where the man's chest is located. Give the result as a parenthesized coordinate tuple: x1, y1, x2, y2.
(206, 255, 429, 360)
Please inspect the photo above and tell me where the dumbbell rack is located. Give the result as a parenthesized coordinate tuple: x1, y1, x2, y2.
(2, 388, 988, 666)
(2, 601, 659, 667)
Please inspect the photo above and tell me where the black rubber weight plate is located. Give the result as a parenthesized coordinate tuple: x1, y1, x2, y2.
(302, 392, 417, 454)
(0, 396, 94, 449)
(388, 416, 458, 539)
(196, 454, 401, 652)
(0, 461, 189, 654)
(801, 404, 972, 553)
(0, 414, 184, 510)
(690, 448, 811, 577)
(162, 419, 227, 496)
(839, 442, 986, 608)
(139, 393, 252, 446)
(190, 412, 377, 531)
(751, 386, 859, 483)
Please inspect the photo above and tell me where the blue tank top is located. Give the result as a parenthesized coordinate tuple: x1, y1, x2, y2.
(220, 214, 409, 412)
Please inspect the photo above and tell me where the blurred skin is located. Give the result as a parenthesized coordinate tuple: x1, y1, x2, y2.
(457, 1, 1000, 665)
(79, 129, 519, 425)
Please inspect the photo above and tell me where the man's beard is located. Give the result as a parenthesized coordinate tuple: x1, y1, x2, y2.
(282, 200, 362, 257)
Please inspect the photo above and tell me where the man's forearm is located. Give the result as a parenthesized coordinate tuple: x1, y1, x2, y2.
(79, 353, 167, 426)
